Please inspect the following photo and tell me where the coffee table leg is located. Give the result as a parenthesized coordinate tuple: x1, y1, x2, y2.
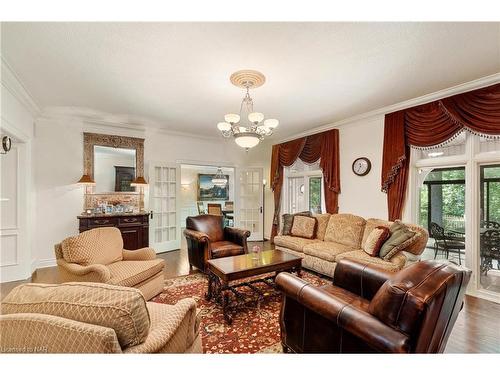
(205, 272, 214, 301)
(221, 285, 233, 324)
(296, 264, 302, 277)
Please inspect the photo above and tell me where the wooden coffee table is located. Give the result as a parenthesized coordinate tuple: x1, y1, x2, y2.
(205, 249, 302, 324)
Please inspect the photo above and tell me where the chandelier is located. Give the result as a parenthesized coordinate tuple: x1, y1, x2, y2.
(217, 70, 279, 150)
(211, 167, 228, 187)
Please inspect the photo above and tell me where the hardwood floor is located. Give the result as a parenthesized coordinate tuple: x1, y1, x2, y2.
(1, 240, 499, 353)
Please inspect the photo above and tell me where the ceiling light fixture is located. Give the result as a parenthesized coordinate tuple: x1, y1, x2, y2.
(217, 70, 279, 150)
(212, 167, 228, 187)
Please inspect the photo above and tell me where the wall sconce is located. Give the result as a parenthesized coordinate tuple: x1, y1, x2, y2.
(77, 174, 95, 194)
(131, 176, 148, 212)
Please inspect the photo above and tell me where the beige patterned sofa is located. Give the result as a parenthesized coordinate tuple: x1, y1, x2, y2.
(0, 282, 202, 353)
(274, 213, 428, 277)
(55, 227, 165, 300)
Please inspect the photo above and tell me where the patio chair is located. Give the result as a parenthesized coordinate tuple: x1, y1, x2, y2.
(480, 229, 500, 275)
(482, 220, 500, 229)
(430, 222, 466, 265)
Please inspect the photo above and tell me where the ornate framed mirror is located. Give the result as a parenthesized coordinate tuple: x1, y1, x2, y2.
(82, 132, 146, 210)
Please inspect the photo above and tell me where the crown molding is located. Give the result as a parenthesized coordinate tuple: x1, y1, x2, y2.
(1, 56, 41, 117)
(40, 106, 222, 141)
(275, 73, 500, 144)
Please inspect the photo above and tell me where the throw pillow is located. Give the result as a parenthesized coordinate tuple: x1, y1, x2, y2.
(379, 220, 416, 260)
(281, 211, 311, 235)
(281, 214, 294, 235)
(383, 231, 422, 261)
(290, 215, 318, 239)
(363, 226, 390, 257)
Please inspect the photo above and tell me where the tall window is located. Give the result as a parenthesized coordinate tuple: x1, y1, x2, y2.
(283, 159, 324, 214)
(413, 132, 500, 301)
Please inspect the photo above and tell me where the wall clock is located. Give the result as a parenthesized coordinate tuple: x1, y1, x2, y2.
(352, 157, 371, 176)
(1, 136, 12, 154)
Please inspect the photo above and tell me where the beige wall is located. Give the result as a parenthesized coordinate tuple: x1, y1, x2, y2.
(32, 116, 246, 265)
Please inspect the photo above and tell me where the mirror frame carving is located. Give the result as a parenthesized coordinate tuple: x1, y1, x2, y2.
(83, 132, 145, 182)
(82, 133, 146, 211)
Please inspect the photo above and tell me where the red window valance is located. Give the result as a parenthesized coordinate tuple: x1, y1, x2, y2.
(270, 129, 340, 240)
(382, 83, 500, 221)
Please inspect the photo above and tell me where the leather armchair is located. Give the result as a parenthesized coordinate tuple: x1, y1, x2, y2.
(184, 214, 250, 272)
(276, 258, 471, 353)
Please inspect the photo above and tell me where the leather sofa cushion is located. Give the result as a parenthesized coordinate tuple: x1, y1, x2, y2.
(211, 241, 244, 258)
(1, 282, 151, 349)
(303, 241, 353, 262)
(324, 214, 366, 248)
(313, 213, 331, 241)
(108, 259, 165, 287)
(335, 250, 406, 272)
(273, 235, 320, 253)
(61, 227, 123, 266)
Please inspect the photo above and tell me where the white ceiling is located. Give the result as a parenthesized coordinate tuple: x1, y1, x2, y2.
(1, 22, 499, 138)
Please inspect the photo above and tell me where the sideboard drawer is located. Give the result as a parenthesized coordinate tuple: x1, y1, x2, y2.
(78, 214, 149, 250)
(89, 217, 118, 226)
(118, 216, 142, 226)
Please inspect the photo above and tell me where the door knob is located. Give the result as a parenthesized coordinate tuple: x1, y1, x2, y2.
(150, 210, 154, 219)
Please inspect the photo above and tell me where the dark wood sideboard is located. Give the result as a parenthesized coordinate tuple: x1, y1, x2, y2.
(78, 213, 149, 250)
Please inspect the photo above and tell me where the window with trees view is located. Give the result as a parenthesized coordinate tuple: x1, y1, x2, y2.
(283, 159, 324, 214)
(414, 131, 500, 298)
(419, 167, 465, 233)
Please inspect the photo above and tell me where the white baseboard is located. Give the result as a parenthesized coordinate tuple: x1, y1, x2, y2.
(36, 258, 57, 269)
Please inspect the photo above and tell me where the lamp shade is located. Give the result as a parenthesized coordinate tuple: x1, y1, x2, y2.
(224, 113, 240, 124)
(234, 133, 260, 149)
(264, 118, 279, 129)
(217, 122, 232, 132)
(77, 174, 95, 185)
(130, 176, 148, 186)
(248, 112, 264, 124)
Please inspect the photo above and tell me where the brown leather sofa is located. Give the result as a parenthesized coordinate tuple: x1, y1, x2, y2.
(276, 258, 471, 353)
(184, 214, 250, 272)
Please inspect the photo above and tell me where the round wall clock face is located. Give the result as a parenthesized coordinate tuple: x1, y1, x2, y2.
(352, 157, 371, 176)
(2, 136, 12, 153)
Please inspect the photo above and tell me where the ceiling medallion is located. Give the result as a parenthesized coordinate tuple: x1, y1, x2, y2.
(217, 70, 279, 150)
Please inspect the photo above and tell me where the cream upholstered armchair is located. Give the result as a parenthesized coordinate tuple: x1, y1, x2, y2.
(0, 282, 202, 353)
(55, 227, 165, 300)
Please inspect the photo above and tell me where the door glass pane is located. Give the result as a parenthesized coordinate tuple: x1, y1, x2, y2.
(479, 164, 500, 293)
(419, 167, 466, 265)
(309, 177, 322, 214)
(287, 176, 305, 214)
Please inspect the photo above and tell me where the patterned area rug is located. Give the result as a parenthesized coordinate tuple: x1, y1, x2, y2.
(151, 271, 330, 353)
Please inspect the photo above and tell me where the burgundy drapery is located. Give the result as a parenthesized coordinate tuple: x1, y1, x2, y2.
(382, 83, 500, 221)
(270, 129, 340, 240)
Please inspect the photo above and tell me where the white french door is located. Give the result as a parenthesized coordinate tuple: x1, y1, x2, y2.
(1, 142, 30, 282)
(236, 168, 263, 241)
(149, 162, 180, 252)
